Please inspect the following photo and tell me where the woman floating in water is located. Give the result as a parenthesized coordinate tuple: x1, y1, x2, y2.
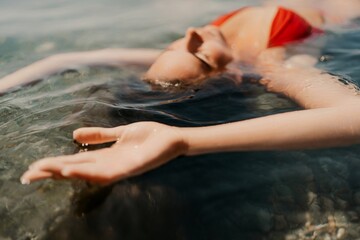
(1, 0, 358, 184)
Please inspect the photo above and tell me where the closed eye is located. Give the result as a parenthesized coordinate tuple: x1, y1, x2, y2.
(164, 48, 213, 71)
(194, 52, 214, 71)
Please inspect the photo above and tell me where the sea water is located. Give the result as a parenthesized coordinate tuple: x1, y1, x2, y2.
(0, 0, 359, 239)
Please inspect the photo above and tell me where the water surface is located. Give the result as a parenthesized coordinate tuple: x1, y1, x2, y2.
(0, 1, 360, 239)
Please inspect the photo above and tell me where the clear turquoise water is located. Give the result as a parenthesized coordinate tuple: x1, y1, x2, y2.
(0, 1, 359, 239)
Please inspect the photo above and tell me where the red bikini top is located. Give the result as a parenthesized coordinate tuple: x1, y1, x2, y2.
(211, 7, 323, 48)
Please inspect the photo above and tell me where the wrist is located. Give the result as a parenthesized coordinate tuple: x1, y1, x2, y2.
(179, 126, 225, 156)
(170, 126, 191, 157)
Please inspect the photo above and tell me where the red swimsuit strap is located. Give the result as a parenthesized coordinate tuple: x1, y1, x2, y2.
(210, 7, 248, 27)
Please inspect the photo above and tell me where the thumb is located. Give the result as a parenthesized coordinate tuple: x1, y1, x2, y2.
(73, 126, 124, 144)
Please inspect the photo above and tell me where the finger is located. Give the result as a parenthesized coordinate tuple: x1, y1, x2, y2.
(24, 161, 65, 184)
(29, 153, 94, 170)
(22, 153, 97, 184)
(61, 163, 121, 184)
(26, 154, 95, 182)
(29, 158, 65, 173)
(21, 168, 67, 182)
(21, 169, 53, 184)
(73, 126, 124, 144)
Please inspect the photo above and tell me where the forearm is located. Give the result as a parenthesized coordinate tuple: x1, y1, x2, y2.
(0, 55, 65, 92)
(0, 48, 161, 93)
(182, 105, 360, 155)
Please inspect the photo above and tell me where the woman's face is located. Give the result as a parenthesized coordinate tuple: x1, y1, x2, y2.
(144, 26, 233, 85)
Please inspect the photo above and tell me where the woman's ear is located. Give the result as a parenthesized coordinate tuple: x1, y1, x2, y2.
(185, 28, 204, 53)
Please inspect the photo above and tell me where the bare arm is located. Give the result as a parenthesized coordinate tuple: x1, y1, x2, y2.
(0, 48, 161, 93)
(21, 64, 360, 185)
(184, 64, 360, 153)
(184, 104, 360, 154)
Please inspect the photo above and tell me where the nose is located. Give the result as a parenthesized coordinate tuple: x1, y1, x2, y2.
(186, 27, 197, 37)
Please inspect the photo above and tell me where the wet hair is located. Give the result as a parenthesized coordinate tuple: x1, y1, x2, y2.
(142, 75, 207, 91)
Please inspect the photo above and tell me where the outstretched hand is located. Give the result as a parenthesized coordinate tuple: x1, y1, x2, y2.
(21, 122, 188, 185)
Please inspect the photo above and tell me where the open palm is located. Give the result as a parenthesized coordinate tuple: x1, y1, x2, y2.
(21, 122, 187, 185)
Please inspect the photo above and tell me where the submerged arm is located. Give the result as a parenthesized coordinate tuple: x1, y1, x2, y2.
(0, 48, 161, 93)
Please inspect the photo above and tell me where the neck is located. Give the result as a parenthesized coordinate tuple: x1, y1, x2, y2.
(218, 7, 278, 64)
